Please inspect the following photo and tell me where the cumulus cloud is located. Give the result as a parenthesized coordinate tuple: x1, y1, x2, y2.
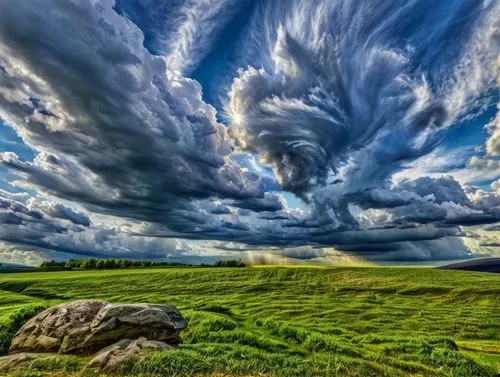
(401, 176, 471, 204)
(466, 186, 500, 218)
(486, 105, 500, 156)
(0, 0, 264, 218)
(492, 179, 500, 194)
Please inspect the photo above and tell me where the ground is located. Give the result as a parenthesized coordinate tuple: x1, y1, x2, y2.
(0, 267, 498, 377)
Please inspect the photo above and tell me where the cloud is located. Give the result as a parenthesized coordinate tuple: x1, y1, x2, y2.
(492, 179, 500, 194)
(0, 190, 86, 252)
(0, 245, 47, 267)
(391, 147, 474, 184)
(165, 0, 250, 74)
(242, 237, 472, 263)
(0, 189, 198, 261)
(463, 226, 500, 257)
(363, 237, 472, 262)
(400, 176, 471, 205)
(0, 0, 264, 219)
(466, 186, 500, 217)
(458, 156, 500, 183)
(230, 192, 285, 212)
(27, 199, 90, 227)
(349, 175, 499, 237)
(227, 0, 498, 194)
(468, 156, 500, 171)
(486, 105, 500, 156)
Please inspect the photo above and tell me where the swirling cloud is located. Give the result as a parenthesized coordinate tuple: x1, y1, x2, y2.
(227, 0, 498, 194)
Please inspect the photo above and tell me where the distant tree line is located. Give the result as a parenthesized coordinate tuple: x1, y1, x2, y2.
(39, 258, 246, 270)
(214, 259, 246, 267)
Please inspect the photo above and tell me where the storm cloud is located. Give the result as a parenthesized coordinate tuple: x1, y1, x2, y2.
(227, 0, 498, 193)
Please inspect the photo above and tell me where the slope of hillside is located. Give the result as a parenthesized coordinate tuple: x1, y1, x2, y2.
(439, 258, 500, 273)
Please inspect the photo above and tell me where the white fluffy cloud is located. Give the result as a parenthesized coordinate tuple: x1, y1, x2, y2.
(486, 105, 500, 156)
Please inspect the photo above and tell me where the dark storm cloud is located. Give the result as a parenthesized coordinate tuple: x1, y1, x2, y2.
(0, 190, 190, 260)
(35, 201, 91, 227)
(350, 189, 415, 209)
(228, 0, 498, 194)
(0, 0, 263, 219)
(269, 247, 331, 260)
(210, 206, 232, 215)
(230, 193, 284, 212)
(400, 177, 471, 205)
(342, 238, 472, 262)
(344, 176, 500, 230)
(0, 191, 84, 251)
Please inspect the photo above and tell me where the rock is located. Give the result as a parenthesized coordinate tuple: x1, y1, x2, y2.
(9, 300, 187, 355)
(87, 337, 172, 371)
(142, 340, 173, 351)
(128, 336, 147, 349)
(10, 300, 106, 354)
(36, 335, 60, 351)
(87, 346, 141, 371)
(0, 353, 82, 372)
(94, 338, 133, 356)
(0, 353, 38, 369)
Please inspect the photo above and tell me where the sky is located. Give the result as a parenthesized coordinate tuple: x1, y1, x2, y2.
(0, 0, 499, 266)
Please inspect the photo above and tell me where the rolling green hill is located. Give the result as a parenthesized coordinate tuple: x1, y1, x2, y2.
(0, 267, 499, 377)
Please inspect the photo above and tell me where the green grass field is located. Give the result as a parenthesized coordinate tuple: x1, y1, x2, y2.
(0, 267, 498, 377)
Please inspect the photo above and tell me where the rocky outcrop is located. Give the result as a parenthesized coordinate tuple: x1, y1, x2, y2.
(87, 336, 173, 371)
(0, 352, 39, 369)
(9, 300, 187, 355)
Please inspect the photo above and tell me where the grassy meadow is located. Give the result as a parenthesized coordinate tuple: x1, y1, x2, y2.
(0, 267, 498, 377)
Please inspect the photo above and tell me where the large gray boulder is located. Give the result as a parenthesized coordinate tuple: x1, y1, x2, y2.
(9, 300, 187, 355)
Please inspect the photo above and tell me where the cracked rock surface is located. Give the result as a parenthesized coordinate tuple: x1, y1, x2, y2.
(87, 337, 173, 371)
(9, 300, 187, 355)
